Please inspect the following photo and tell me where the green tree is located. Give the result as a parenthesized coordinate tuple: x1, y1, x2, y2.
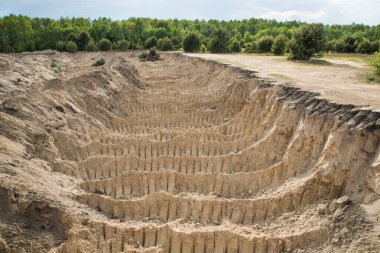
(77, 31, 91, 51)
(208, 29, 229, 53)
(288, 24, 326, 60)
(157, 37, 174, 51)
(1, 15, 380, 55)
(243, 31, 254, 44)
(98, 38, 112, 51)
(86, 38, 97, 51)
(144, 36, 157, 49)
(229, 38, 241, 53)
(272, 34, 288, 55)
(66, 41, 77, 53)
(183, 33, 201, 52)
(0, 15, 34, 53)
(257, 36, 274, 53)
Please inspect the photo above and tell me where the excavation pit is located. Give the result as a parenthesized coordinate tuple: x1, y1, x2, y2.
(0, 52, 379, 253)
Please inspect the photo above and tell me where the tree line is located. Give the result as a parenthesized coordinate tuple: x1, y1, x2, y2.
(1, 15, 379, 56)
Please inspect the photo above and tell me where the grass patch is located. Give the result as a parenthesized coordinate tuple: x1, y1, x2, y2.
(365, 74, 380, 84)
(324, 53, 375, 64)
(269, 73, 294, 81)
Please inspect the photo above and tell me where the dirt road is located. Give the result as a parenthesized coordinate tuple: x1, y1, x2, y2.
(186, 53, 380, 111)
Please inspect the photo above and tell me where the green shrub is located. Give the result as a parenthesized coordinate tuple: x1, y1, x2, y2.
(257, 36, 274, 53)
(208, 29, 229, 53)
(371, 52, 380, 76)
(77, 31, 91, 51)
(144, 36, 157, 49)
(244, 42, 256, 53)
(326, 39, 337, 52)
(372, 41, 380, 53)
(99, 38, 112, 51)
(55, 41, 66, 52)
(272, 34, 288, 55)
(288, 24, 326, 60)
(86, 39, 97, 51)
(139, 47, 159, 61)
(229, 38, 241, 53)
(92, 58, 105, 66)
(111, 42, 118, 50)
(335, 35, 357, 53)
(356, 38, 379, 54)
(334, 39, 345, 53)
(200, 44, 207, 53)
(183, 33, 201, 52)
(66, 32, 78, 43)
(171, 36, 182, 50)
(115, 39, 129, 51)
(157, 37, 174, 51)
(66, 41, 77, 53)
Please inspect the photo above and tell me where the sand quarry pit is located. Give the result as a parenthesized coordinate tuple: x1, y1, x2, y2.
(0, 52, 380, 253)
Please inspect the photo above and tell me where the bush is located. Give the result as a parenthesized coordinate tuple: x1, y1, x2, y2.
(66, 32, 78, 43)
(145, 36, 157, 49)
(257, 36, 274, 53)
(139, 47, 159, 61)
(77, 31, 91, 51)
(244, 42, 256, 53)
(116, 39, 129, 51)
(356, 38, 379, 54)
(288, 24, 326, 60)
(99, 38, 112, 51)
(66, 41, 77, 53)
(157, 37, 174, 51)
(371, 52, 380, 76)
(208, 29, 229, 53)
(200, 44, 207, 53)
(336, 35, 357, 53)
(92, 58, 105, 66)
(171, 36, 182, 50)
(55, 41, 66, 52)
(229, 38, 241, 53)
(272, 34, 288, 55)
(183, 33, 201, 52)
(86, 39, 97, 51)
(326, 39, 337, 52)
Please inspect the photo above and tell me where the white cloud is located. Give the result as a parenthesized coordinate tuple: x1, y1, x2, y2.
(259, 10, 327, 22)
(0, 0, 379, 25)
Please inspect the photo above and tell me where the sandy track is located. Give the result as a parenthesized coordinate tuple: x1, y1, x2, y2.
(186, 53, 380, 111)
(0, 52, 379, 253)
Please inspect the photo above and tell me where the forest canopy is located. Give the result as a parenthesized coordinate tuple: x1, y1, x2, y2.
(0, 15, 379, 54)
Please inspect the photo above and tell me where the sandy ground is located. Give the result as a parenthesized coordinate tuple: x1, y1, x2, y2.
(0, 52, 379, 253)
(186, 53, 380, 111)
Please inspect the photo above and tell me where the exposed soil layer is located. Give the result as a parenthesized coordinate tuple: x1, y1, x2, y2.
(0, 52, 379, 253)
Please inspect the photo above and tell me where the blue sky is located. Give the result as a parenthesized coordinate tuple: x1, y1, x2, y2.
(0, 0, 379, 25)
